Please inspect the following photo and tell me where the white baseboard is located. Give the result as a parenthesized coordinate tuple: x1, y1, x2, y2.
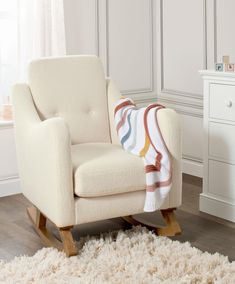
(0, 177, 21, 197)
(200, 193, 235, 222)
(182, 158, 203, 178)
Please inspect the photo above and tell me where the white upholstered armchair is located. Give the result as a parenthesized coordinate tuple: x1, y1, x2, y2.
(12, 55, 182, 256)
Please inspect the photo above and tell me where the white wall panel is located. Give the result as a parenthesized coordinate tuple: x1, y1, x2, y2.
(180, 114, 203, 162)
(161, 0, 205, 97)
(0, 128, 18, 180)
(215, 0, 235, 63)
(64, 0, 97, 55)
(106, 0, 153, 93)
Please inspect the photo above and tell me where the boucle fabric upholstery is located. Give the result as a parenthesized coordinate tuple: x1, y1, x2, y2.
(12, 55, 182, 228)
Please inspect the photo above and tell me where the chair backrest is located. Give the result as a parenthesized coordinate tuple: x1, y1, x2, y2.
(28, 55, 111, 144)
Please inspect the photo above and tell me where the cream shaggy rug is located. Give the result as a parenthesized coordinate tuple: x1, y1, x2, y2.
(0, 227, 234, 284)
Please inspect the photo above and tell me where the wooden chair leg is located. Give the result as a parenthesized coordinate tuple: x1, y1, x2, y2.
(59, 227, 77, 257)
(123, 208, 181, 237)
(27, 206, 77, 256)
(157, 209, 181, 236)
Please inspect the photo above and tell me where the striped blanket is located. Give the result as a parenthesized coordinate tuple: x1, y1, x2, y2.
(114, 97, 172, 212)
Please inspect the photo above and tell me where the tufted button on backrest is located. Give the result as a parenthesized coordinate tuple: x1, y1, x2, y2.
(28, 55, 111, 144)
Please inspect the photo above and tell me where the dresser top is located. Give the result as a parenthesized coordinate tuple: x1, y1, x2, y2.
(199, 70, 235, 79)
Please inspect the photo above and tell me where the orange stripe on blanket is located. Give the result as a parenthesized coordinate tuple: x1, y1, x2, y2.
(139, 134, 150, 157)
(143, 104, 164, 170)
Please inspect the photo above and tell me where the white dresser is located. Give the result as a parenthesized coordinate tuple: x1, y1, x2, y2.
(199, 70, 235, 222)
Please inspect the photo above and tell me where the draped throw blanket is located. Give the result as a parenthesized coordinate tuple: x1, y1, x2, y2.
(114, 98, 172, 212)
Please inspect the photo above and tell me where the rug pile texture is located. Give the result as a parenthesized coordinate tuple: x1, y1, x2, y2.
(0, 227, 234, 284)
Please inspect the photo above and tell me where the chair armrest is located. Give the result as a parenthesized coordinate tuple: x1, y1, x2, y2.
(106, 78, 122, 145)
(157, 108, 182, 208)
(106, 78, 182, 208)
(157, 108, 182, 160)
(12, 84, 75, 227)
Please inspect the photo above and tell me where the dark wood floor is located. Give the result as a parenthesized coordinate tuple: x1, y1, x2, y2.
(0, 174, 234, 262)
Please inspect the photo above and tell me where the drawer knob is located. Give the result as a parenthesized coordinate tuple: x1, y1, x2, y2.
(225, 100, 232, 107)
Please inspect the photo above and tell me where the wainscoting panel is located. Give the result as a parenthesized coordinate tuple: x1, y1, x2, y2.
(214, 0, 235, 63)
(0, 128, 18, 180)
(0, 126, 20, 197)
(180, 113, 203, 177)
(181, 114, 203, 162)
(100, 0, 154, 94)
(159, 0, 205, 99)
(64, 0, 98, 55)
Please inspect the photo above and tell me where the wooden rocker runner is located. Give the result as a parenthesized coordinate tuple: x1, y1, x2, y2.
(27, 205, 181, 257)
(123, 208, 181, 237)
(27, 206, 77, 257)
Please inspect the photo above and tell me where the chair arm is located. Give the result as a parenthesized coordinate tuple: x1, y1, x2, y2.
(106, 78, 182, 207)
(12, 84, 75, 227)
(106, 78, 122, 145)
(157, 108, 182, 208)
(157, 108, 182, 160)
(107, 78, 182, 159)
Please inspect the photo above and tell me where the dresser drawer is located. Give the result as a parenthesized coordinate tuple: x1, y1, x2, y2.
(209, 122, 235, 163)
(209, 160, 235, 201)
(210, 84, 235, 121)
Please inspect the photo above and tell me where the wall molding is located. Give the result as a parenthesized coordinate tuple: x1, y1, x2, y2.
(157, 97, 203, 116)
(213, 0, 217, 63)
(176, 109, 202, 118)
(135, 94, 203, 121)
(159, 0, 207, 101)
(169, 107, 202, 118)
(203, 0, 208, 70)
(0, 120, 14, 129)
(183, 154, 202, 163)
(133, 92, 203, 118)
(157, 94, 203, 109)
(103, 0, 154, 95)
(0, 177, 21, 198)
(160, 88, 202, 101)
(95, 0, 100, 56)
(182, 158, 203, 178)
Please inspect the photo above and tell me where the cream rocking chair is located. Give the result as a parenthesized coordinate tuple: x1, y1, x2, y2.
(12, 55, 182, 256)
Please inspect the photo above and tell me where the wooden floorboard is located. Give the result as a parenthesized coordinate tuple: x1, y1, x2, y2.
(0, 174, 234, 261)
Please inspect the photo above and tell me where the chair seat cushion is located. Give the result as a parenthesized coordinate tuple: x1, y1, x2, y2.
(72, 143, 145, 198)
